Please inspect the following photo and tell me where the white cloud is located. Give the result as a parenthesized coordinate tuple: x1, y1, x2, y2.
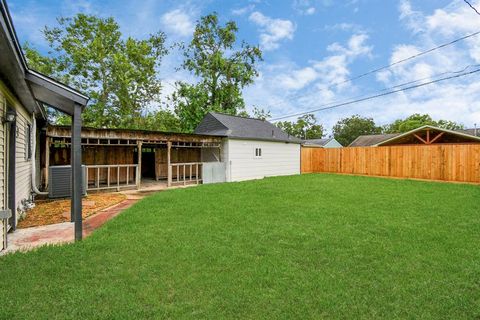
(375, 0, 480, 127)
(231, 5, 255, 16)
(293, 0, 317, 15)
(243, 33, 373, 125)
(277, 67, 318, 90)
(249, 11, 295, 51)
(161, 9, 194, 37)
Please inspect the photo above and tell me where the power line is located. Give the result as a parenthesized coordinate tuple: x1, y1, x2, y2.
(464, 0, 480, 15)
(271, 64, 479, 121)
(269, 66, 480, 121)
(267, 29, 480, 109)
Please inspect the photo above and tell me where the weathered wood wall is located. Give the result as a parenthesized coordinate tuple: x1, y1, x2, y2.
(49, 145, 203, 184)
(154, 148, 201, 180)
(301, 145, 480, 183)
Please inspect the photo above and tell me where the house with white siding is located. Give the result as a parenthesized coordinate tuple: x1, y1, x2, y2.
(195, 112, 302, 182)
(0, 0, 88, 251)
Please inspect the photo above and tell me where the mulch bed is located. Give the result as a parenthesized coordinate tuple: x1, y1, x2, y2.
(18, 193, 127, 228)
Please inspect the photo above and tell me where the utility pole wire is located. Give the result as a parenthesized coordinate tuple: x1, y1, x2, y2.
(270, 67, 480, 121)
(272, 64, 479, 121)
(464, 0, 480, 15)
(266, 29, 480, 111)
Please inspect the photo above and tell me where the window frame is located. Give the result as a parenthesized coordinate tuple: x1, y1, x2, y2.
(25, 123, 32, 161)
(254, 147, 262, 159)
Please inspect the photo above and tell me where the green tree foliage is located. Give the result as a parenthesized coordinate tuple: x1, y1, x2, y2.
(277, 114, 325, 139)
(172, 13, 262, 132)
(127, 110, 181, 132)
(383, 114, 464, 133)
(25, 14, 170, 129)
(333, 115, 381, 146)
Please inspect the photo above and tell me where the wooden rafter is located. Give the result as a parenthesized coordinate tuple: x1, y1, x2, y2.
(429, 132, 445, 144)
(413, 133, 428, 144)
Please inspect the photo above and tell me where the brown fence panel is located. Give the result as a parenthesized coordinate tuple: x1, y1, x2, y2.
(301, 145, 480, 183)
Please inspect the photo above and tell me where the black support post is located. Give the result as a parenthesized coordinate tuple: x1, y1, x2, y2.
(71, 103, 83, 241)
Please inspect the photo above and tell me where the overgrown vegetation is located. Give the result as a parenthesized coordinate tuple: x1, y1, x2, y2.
(1, 174, 479, 319)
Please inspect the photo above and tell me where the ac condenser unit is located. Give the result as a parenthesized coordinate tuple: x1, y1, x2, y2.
(48, 165, 87, 198)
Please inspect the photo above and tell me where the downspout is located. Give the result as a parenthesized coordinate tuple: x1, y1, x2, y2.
(31, 115, 48, 195)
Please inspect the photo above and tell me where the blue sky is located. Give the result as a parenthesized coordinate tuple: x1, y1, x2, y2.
(7, 0, 480, 132)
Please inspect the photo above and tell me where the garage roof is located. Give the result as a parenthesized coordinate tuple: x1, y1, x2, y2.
(195, 112, 302, 143)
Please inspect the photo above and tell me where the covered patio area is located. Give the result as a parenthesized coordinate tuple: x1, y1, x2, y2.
(43, 126, 224, 193)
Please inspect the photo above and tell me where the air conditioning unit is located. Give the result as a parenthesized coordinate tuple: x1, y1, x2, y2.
(48, 165, 87, 198)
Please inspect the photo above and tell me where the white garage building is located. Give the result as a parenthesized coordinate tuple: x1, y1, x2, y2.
(195, 112, 301, 182)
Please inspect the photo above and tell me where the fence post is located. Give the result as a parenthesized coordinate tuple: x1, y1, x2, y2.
(167, 141, 172, 187)
(136, 141, 142, 189)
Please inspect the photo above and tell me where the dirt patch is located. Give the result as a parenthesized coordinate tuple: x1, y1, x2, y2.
(18, 193, 127, 228)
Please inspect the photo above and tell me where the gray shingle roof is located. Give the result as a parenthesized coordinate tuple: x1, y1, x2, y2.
(349, 133, 400, 147)
(303, 138, 332, 146)
(194, 112, 302, 143)
(458, 128, 480, 137)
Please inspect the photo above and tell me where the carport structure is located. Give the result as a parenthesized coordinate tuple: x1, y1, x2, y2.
(44, 126, 223, 191)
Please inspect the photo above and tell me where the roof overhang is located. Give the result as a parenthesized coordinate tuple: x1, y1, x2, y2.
(0, 0, 88, 118)
(375, 125, 480, 146)
(26, 70, 88, 116)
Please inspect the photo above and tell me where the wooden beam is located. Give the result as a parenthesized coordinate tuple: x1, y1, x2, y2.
(136, 141, 142, 189)
(45, 136, 50, 188)
(429, 132, 445, 144)
(413, 133, 427, 144)
(426, 129, 430, 144)
(167, 141, 172, 187)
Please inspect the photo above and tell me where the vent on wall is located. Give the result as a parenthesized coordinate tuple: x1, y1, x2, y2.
(48, 165, 87, 198)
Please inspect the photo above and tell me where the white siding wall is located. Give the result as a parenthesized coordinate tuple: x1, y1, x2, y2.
(0, 80, 33, 249)
(224, 139, 300, 182)
(15, 107, 32, 224)
(0, 87, 6, 250)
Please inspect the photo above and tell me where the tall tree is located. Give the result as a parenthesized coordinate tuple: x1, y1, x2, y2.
(383, 113, 464, 133)
(171, 13, 262, 132)
(277, 114, 324, 139)
(333, 115, 381, 146)
(26, 14, 168, 128)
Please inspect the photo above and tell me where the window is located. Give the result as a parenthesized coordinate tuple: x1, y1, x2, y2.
(254, 147, 262, 158)
(25, 124, 32, 160)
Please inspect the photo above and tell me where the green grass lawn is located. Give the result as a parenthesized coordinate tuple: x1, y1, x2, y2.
(1, 174, 480, 319)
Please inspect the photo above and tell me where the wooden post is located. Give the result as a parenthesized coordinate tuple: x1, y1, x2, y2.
(167, 141, 172, 187)
(45, 136, 50, 189)
(136, 141, 142, 189)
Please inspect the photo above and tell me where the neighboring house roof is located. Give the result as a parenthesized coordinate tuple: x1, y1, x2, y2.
(0, 0, 89, 117)
(458, 128, 480, 137)
(194, 112, 302, 143)
(349, 133, 400, 147)
(349, 125, 480, 147)
(303, 138, 331, 146)
(303, 138, 343, 147)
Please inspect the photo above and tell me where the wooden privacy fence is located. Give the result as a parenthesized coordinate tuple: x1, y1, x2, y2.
(301, 145, 480, 183)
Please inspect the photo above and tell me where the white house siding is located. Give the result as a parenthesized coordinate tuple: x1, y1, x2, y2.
(0, 80, 33, 244)
(0, 85, 6, 250)
(224, 139, 300, 182)
(14, 103, 32, 224)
